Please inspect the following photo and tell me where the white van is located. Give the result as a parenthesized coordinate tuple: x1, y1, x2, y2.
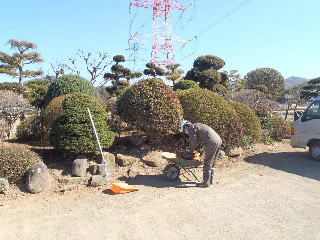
(290, 96, 320, 160)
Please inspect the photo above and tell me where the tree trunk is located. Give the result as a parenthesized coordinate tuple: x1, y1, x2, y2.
(285, 103, 290, 120)
(19, 66, 24, 86)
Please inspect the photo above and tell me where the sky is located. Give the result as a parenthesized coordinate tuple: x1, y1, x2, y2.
(0, 0, 319, 85)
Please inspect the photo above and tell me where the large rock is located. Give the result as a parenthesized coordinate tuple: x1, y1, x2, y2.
(72, 157, 89, 177)
(0, 178, 9, 194)
(90, 176, 112, 187)
(95, 152, 116, 168)
(142, 151, 168, 167)
(225, 147, 243, 157)
(115, 154, 139, 167)
(26, 162, 50, 194)
(88, 164, 111, 176)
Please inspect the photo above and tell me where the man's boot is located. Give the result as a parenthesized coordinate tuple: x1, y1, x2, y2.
(197, 170, 211, 188)
(210, 169, 214, 185)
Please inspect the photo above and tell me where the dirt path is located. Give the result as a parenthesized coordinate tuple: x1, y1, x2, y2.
(1, 141, 320, 240)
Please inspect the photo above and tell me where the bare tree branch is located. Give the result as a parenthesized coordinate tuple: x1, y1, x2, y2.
(75, 49, 111, 85)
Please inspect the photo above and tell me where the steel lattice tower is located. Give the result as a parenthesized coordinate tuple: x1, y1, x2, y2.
(129, 0, 186, 66)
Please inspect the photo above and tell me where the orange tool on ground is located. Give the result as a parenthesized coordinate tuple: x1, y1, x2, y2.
(111, 182, 140, 194)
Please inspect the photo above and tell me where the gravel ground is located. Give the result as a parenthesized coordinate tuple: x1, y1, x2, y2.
(1, 140, 320, 240)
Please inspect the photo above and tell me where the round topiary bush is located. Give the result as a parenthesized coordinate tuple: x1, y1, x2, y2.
(50, 93, 114, 153)
(245, 67, 285, 100)
(177, 88, 244, 148)
(0, 142, 42, 183)
(117, 78, 183, 135)
(173, 80, 199, 91)
(193, 55, 225, 71)
(229, 102, 262, 145)
(45, 74, 98, 106)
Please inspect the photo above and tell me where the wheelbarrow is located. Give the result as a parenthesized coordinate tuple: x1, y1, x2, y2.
(161, 152, 203, 182)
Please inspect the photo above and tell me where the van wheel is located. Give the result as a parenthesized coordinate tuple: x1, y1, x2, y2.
(163, 164, 180, 181)
(309, 141, 320, 160)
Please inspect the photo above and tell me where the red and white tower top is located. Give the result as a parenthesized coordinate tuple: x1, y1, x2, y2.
(129, 0, 186, 66)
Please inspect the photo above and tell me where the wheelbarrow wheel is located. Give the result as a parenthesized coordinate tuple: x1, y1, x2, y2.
(163, 164, 180, 181)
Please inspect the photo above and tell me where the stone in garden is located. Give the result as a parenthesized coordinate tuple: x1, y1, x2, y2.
(225, 147, 243, 157)
(142, 151, 168, 167)
(0, 178, 9, 194)
(96, 164, 109, 176)
(115, 154, 139, 167)
(88, 165, 99, 175)
(89, 164, 110, 176)
(26, 162, 50, 194)
(95, 152, 116, 168)
(72, 157, 89, 177)
(58, 176, 91, 185)
(90, 175, 111, 187)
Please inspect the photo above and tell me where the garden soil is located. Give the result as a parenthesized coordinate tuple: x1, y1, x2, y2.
(1, 140, 320, 240)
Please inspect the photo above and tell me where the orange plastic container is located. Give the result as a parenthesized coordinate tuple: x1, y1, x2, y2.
(111, 182, 139, 194)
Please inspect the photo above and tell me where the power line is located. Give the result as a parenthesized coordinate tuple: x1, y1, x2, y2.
(183, 0, 251, 49)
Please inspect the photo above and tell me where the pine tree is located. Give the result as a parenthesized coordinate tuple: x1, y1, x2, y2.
(301, 77, 320, 100)
(143, 62, 165, 77)
(104, 55, 142, 95)
(185, 55, 228, 95)
(165, 63, 184, 85)
(0, 40, 43, 86)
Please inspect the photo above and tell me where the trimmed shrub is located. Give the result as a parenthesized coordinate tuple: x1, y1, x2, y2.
(50, 93, 114, 153)
(177, 88, 244, 148)
(245, 68, 285, 100)
(117, 78, 183, 135)
(262, 114, 291, 141)
(229, 102, 262, 144)
(43, 95, 68, 139)
(211, 84, 228, 96)
(0, 142, 42, 183)
(173, 80, 199, 91)
(16, 115, 43, 142)
(185, 55, 228, 92)
(193, 55, 225, 71)
(45, 74, 98, 105)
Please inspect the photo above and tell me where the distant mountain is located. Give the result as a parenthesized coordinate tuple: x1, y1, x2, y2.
(285, 76, 309, 88)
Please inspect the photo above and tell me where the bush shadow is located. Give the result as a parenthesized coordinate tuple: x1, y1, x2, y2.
(119, 175, 198, 188)
(245, 151, 320, 181)
(29, 146, 72, 176)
